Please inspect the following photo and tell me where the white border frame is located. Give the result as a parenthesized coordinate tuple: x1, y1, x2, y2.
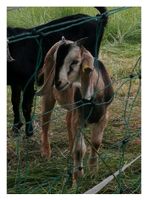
(1, 1, 146, 199)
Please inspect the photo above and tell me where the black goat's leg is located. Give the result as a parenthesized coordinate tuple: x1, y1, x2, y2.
(22, 84, 35, 137)
(11, 85, 23, 136)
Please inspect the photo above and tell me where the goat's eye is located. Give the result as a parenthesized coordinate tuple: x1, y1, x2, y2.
(68, 60, 79, 75)
(71, 60, 79, 65)
(68, 65, 74, 75)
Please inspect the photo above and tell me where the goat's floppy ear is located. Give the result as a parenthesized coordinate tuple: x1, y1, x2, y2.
(81, 48, 94, 72)
(36, 41, 61, 96)
(75, 37, 88, 47)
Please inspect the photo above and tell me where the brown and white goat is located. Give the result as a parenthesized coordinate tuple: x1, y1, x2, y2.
(37, 37, 114, 180)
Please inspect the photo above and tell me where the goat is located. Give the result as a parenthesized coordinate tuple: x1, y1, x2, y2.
(37, 37, 114, 181)
(7, 7, 108, 137)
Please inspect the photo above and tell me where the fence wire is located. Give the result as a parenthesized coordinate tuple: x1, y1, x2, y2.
(7, 7, 141, 194)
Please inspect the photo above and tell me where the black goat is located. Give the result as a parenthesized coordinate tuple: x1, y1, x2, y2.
(7, 7, 108, 136)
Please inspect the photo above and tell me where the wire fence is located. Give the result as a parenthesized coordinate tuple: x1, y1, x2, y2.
(7, 7, 141, 194)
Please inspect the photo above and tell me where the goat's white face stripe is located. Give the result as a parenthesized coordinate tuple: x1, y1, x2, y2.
(58, 46, 81, 84)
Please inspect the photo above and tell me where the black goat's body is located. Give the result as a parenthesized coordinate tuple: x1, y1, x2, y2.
(7, 8, 108, 136)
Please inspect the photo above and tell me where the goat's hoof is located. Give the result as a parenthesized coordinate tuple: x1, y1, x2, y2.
(25, 124, 33, 137)
(12, 122, 23, 137)
(73, 167, 84, 182)
(41, 145, 51, 159)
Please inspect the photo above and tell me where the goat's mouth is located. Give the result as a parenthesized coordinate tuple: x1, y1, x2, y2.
(55, 82, 70, 91)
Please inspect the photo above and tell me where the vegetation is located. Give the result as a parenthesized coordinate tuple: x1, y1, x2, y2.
(7, 7, 141, 194)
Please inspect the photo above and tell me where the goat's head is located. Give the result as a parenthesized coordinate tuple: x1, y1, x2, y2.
(54, 37, 94, 100)
(37, 37, 95, 100)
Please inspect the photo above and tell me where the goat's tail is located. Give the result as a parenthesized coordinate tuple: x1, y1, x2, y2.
(95, 7, 107, 14)
(95, 6, 108, 26)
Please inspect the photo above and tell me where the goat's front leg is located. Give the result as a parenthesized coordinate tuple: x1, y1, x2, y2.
(22, 82, 35, 137)
(41, 92, 55, 158)
(11, 84, 23, 136)
(89, 111, 108, 171)
(66, 111, 74, 153)
(72, 113, 86, 181)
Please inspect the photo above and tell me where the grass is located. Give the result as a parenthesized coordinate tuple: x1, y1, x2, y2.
(7, 7, 98, 28)
(7, 7, 141, 194)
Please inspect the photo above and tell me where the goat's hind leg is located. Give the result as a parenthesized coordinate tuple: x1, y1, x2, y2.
(89, 112, 108, 171)
(41, 92, 55, 158)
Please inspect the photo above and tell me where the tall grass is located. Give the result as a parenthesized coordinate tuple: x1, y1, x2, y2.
(105, 7, 141, 44)
(7, 7, 97, 28)
(7, 7, 141, 45)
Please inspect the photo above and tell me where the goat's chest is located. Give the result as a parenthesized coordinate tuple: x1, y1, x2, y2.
(53, 87, 74, 110)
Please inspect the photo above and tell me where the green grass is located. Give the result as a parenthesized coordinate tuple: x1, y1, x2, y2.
(7, 7, 141, 194)
(104, 7, 141, 44)
(7, 7, 98, 28)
